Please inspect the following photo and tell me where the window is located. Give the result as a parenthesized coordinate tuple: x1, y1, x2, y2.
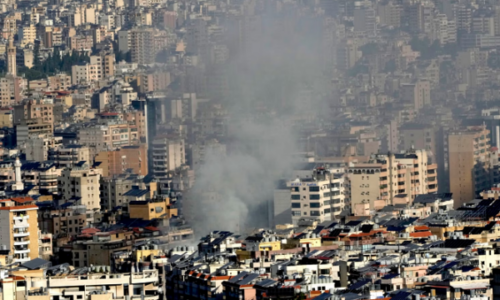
(310, 211, 320, 216)
(291, 203, 301, 208)
(291, 194, 300, 200)
(310, 194, 320, 200)
(309, 186, 320, 192)
(310, 202, 320, 208)
(292, 211, 301, 216)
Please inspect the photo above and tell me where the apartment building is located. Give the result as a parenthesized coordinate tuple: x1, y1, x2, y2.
(17, 23, 36, 47)
(129, 27, 155, 64)
(13, 100, 54, 127)
(95, 144, 148, 177)
(71, 63, 100, 85)
(22, 162, 63, 195)
(16, 119, 53, 147)
(24, 134, 63, 162)
(399, 123, 436, 163)
(139, 70, 171, 93)
(349, 149, 438, 215)
(151, 136, 185, 178)
(48, 73, 72, 90)
(401, 80, 431, 111)
(129, 196, 177, 220)
(58, 165, 102, 210)
(0, 197, 40, 263)
(100, 172, 157, 210)
(48, 145, 91, 168)
(0, 75, 25, 107)
(1, 267, 160, 300)
(449, 126, 492, 208)
(77, 122, 140, 157)
(286, 167, 345, 226)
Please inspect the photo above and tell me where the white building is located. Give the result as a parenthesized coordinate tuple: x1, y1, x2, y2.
(286, 167, 346, 226)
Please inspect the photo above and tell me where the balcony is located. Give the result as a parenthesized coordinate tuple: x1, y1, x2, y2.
(14, 248, 30, 254)
(13, 220, 30, 228)
(14, 256, 30, 263)
(14, 240, 30, 246)
(13, 230, 29, 237)
(13, 215, 29, 221)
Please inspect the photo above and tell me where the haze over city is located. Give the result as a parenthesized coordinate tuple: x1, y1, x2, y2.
(0, 0, 500, 300)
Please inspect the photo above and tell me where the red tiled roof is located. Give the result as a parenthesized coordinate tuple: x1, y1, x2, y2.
(414, 225, 429, 231)
(410, 231, 432, 238)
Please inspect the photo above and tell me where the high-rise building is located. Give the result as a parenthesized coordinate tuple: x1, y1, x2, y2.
(6, 36, 16, 76)
(401, 81, 431, 111)
(353, 2, 376, 36)
(129, 27, 155, 65)
(349, 149, 438, 215)
(151, 136, 185, 178)
(448, 126, 492, 208)
(0, 197, 40, 263)
(286, 167, 345, 226)
(58, 165, 102, 210)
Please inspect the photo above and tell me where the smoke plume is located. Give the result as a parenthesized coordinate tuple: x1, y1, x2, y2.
(183, 1, 333, 236)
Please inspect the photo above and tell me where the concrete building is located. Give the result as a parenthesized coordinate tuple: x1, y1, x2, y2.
(449, 126, 492, 208)
(6, 37, 15, 75)
(286, 167, 345, 226)
(13, 100, 54, 127)
(94, 144, 148, 177)
(48, 145, 91, 168)
(100, 172, 157, 210)
(129, 27, 155, 65)
(16, 119, 53, 147)
(401, 81, 431, 111)
(349, 149, 438, 215)
(58, 165, 102, 210)
(0, 197, 40, 263)
(151, 136, 185, 178)
(25, 134, 63, 162)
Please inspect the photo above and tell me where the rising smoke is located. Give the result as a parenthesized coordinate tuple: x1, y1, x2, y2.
(183, 0, 334, 236)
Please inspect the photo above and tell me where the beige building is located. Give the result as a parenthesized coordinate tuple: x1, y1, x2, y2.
(0, 197, 40, 263)
(449, 126, 492, 208)
(129, 27, 155, 65)
(58, 165, 102, 210)
(13, 100, 54, 127)
(17, 24, 36, 47)
(129, 196, 177, 220)
(71, 63, 100, 85)
(399, 123, 436, 162)
(95, 144, 148, 177)
(6, 37, 15, 76)
(48, 73, 72, 90)
(151, 136, 185, 178)
(286, 168, 345, 225)
(48, 145, 91, 167)
(348, 149, 438, 215)
(0, 75, 25, 107)
(401, 80, 431, 111)
(77, 122, 140, 158)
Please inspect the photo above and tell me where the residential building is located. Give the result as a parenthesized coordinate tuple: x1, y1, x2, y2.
(0, 197, 40, 263)
(449, 126, 492, 208)
(48, 145, 91, 167)
(58, 165, 102, 210)
(348, 149, 438, 215)
(286, 167, 345, 226)
(151, 136, 185, 178)
(94, 144, 148, 177)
